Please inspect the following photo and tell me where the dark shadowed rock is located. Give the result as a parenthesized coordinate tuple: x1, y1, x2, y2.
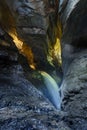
(60, 0, 87, 129)
(0, 0, 87, 129)
(0, 54, 70, 130)
(0, 0, 61, 70)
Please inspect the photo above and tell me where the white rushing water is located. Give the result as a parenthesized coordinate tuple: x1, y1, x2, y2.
(40, 71, 61, 109)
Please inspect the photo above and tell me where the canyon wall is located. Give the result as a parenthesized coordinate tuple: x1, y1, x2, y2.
(0, 0, 87, 129)
(60, 0, 87, 129)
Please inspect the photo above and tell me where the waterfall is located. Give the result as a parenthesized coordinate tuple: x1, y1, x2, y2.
(39, 71, 61, 109)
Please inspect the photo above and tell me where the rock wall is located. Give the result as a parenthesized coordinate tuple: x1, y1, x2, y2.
(0, 0, 61, 70)
(0, 0, 87, 129)
(60, 0, 87, 129)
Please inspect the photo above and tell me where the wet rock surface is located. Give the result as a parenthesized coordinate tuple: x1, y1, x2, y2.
(61, 52, 87, 130)
(0, 54, 70, 130)
(60, 0, 87, 129)
(0, 0, 87, 130)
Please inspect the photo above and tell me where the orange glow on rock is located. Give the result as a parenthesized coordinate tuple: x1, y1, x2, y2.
(9, 32, 36, 70)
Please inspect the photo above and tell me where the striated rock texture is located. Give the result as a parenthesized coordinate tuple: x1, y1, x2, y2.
(0, 0, 61, 70)
(0, 0, 87, 130)
(0, 0, 65, 130)
(0, 50, 70, 130)
(60, 0, 87, 129)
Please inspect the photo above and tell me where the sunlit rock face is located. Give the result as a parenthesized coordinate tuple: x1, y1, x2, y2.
(0, 0, 63, 109)
(60, 0, 87, 129)
(0, 0, 61, 70)
(1, 0, 87, 129)
(0, 1, 65, 129)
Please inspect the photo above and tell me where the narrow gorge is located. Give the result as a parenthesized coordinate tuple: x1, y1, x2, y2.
(0, 0, 87, 130)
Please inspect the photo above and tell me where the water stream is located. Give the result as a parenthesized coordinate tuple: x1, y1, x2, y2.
(39, 71, 61, 109)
